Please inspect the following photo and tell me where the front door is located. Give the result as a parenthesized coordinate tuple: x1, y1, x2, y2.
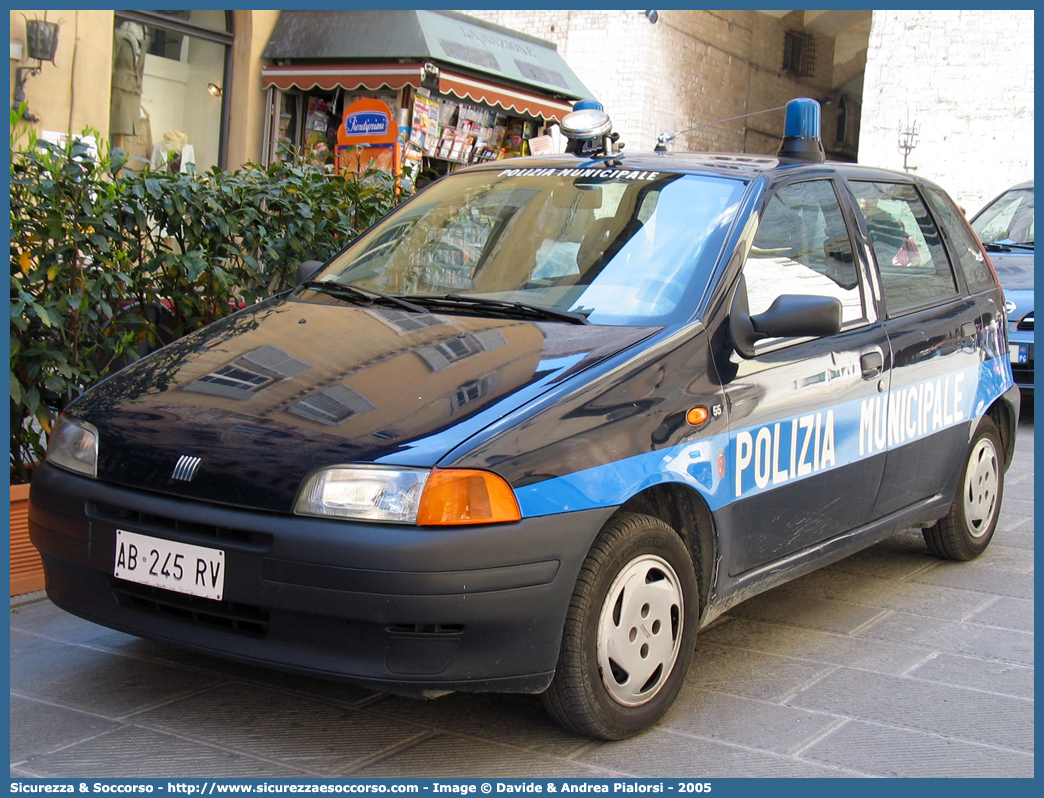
(722, 178, 890, 576)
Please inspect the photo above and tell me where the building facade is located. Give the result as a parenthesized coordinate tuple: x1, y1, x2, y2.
(859, 9, 1034, 213)
(9, 9, 1034, 211)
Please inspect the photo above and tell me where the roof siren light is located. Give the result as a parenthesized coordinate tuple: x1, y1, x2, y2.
(777, 98, 825, 163)
(561, 99, 617, 157)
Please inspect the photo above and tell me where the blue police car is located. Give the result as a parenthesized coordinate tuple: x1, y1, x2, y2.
(31, 100, 1019, 739)
(970, 180, 1033, 397)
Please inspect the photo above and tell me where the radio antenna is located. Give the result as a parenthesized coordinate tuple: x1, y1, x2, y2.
(655, 105, 788, 152)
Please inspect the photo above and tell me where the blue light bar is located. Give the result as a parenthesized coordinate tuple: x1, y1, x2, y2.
(777, 97, 825, 163)
(573, 99, 604, 112)
(784, 97, 820, 139)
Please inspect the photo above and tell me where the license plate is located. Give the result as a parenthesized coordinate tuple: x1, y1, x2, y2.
(114, 529, 225, 601)
(1010, 343, 1029, 364)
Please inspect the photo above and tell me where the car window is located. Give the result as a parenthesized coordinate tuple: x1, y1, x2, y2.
(743, 179, 864, 329)
(971, 187, 1034, 247)
(849, 181, 957, 315)
(923, 186, 996, 293)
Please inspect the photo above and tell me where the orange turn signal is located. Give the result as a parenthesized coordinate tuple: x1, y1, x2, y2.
(416, 469, 521, 526)
(686, 406, 709, 426)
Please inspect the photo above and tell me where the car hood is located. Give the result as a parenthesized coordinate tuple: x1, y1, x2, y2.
(69, 295, 657, 513)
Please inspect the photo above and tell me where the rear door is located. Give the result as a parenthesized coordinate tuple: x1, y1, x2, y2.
(846, 180, 984, 517)
(722, 177, 889, 576)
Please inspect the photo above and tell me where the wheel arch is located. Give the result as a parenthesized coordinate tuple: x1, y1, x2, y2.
(612, 483, 716, 623)
(985, 394, 1018, 470)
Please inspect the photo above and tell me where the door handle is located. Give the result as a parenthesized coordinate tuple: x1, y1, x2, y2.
(861, 350, 884, 380)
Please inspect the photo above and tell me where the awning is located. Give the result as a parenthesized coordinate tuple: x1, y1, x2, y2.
(261, 62, 576, 123)
(261, 10, 592, 121)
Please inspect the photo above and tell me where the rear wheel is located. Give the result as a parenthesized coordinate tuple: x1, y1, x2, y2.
(541, 512, 698, 739)
(923, 416, 1004, 560)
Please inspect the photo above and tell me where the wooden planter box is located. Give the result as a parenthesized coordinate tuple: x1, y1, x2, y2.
(10, 483, 46, 595)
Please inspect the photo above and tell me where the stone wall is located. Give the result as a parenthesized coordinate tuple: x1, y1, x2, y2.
(469, 10, 844, 155)
(860, 10, 1034, 213)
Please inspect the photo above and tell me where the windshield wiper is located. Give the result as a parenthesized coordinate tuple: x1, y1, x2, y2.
(300, 281, 429, 314)
(407, 294, 589, 325)
(983, 241, 1034, 251)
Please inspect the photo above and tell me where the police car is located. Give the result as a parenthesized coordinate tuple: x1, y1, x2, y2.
(30, 99, 1019, 740)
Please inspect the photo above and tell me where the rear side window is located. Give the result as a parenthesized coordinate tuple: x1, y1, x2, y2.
(849, 181, 957, 315)
(744, 179, 865, 327)
(924, 187, 996, 292)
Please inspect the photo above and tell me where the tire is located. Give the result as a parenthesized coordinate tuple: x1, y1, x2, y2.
(923, 416, 1004, 561)
(541, 512, 699, 739)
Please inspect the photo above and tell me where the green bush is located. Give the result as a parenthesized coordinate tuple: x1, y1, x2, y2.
(10, 111, 411, 482)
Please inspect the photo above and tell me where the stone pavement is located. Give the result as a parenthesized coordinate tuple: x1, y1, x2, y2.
(10, 408, 1033, 779)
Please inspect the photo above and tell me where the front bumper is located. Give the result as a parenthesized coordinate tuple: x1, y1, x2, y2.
(29, 462, 613, 694)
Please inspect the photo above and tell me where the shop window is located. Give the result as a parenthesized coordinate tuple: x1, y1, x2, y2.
(111, 11, 233, 172)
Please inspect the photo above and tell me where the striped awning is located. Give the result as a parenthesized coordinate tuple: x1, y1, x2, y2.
(261, 62, 575, 122)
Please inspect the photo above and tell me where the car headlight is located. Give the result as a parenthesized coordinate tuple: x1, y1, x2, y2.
(295, 467, 521, 526)
(46, 415, 99, 478)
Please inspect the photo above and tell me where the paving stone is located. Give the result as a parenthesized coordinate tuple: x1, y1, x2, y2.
(684, 642, 835, 703)
(803, 719, 1034, 777)
(365, 692, 591, 757)
(772, 568, 994, 621)
(997, 527, 1035, 550)
(660, 685, 841, 755)
(10, 696, 121, 763)
(354, 733, 609, 778)
(577, 728, 854, 777)
(699, 617, 931, 676)
(910, 563, 1034, 600)
(11, 639, 221, 719)
(132, 639, 381, 705)
(997, 496, 1034, 518)
(17, 726, 309, 778)
(788, 667, 1034, 752)
(974, 544, 1035, 575)
(10, 600, 140, 650)
(728, 590, 887, 635)
(1002, 479, 1035, 502)
(134, 682, 428, 776)
(964, 596, 1034, 633)
(855, 610, 1033, 665)
(907, 653, 1034, 699)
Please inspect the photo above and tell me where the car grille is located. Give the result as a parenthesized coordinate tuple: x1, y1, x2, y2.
(1017, 313, 1033, 331)
(89, 501, 271, 550)
(110, 578, 270, 637)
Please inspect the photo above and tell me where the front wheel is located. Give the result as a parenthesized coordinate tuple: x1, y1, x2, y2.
(923, 416, 1004, 560)
(541, 513, 699, 739)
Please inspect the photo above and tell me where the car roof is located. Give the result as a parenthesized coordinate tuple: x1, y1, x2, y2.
(465, 151, 932, 187)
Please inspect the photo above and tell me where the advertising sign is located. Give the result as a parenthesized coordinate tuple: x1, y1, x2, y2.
(336, 98, 400, 175)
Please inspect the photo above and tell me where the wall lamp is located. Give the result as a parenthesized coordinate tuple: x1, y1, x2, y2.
(644, 10, 659, 24)
(207, 82, 223, 97)
(13, 16, 60, 122)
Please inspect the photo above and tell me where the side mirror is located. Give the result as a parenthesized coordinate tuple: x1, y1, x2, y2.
(731, 278, 842, 358)
(296, 259, 324, 285)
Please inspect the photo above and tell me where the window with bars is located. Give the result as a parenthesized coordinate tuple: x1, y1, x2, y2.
(783, 31, 817, 78)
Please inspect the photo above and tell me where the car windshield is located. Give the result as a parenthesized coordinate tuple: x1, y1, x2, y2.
(311, 168, 747, 326)
(971, 186, 1034, 248)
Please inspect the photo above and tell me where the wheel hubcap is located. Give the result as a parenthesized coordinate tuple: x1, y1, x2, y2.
(964, 436, 999, 538)
(596, 554, 683, 707)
